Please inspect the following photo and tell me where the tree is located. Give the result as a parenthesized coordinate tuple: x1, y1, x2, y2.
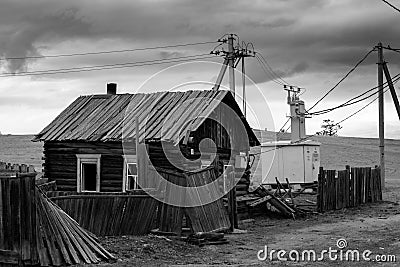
(318, 119, 342, 136)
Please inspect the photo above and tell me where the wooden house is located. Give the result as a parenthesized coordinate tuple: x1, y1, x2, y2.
(33, 84, 259, 193)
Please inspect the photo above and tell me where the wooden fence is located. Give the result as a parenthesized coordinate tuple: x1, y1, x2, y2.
(47, 191, 159, 236)
(0, 173, 38, 266)
(0, 162, 35, 174)
(0, 174, 114, 266)
(44, 166, 231, 237)
(317, 166, 382, 212)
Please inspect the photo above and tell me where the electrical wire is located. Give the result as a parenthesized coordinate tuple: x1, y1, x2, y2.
(252, 86, 391, 156)
(309, 72, 400, 116)
(278, 118, 290, 133)
(0, 41, 218, 61)
(0, 53, 211, 75)
(308, 48, 376, 111)
(335, 90, 386, 125)
(275, 118, 291, 141)
(255, 55, 285, 85)
(380, 0, 400, 13)
(0, 54, 218, 77)
(257, 53, 288, 85)
(251, 90, 386, 156)
(255, 53, 288, 85)
(383, 46, 400, 52)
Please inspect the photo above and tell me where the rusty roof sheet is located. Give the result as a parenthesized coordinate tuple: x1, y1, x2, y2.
(33, 90, 259, 145)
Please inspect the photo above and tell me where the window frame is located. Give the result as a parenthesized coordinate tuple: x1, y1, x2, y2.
(76, 154, 101, 193)
(123, 155, 138, 192)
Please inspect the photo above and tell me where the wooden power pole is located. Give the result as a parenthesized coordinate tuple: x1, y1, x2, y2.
(212, 34, 254, 114)
(242, 55, 246, 117)
(227, 34, 236, 96)
(377, 42, 385, 189)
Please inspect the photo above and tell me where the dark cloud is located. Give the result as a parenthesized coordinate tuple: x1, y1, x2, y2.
(0, 7, 90, 73)
(2, 0, 395, 77)
(0, 1, 398, 91)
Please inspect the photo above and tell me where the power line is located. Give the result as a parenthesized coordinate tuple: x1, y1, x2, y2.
(335, 90, 387, 125)
(275, 118, 291, 141)
(254, 54, 285, 85)
(0, 41, 218, 61)
(309, 72, 400, 116)
(380, 0, 400, 13)
(278, 118, 290, 132)
(252, 91, 386, 156)
(256, 53, 288, 85)
(0, 53, 211, 75)
(258, 53, 288, 85)
(302, 90, 389, 142)
(383, 45, 400, 53)
(308, 48, 376, 111)
(0, 54, 218, 77)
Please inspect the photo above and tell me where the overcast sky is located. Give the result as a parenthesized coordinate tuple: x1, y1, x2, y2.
(0, 0, 399, 139)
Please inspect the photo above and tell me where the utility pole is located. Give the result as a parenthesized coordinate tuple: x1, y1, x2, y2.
(242, 56, 246, 117)
(227, 34, 236, 96)
(377, 42, 385, 189)
(212, 34, 254, 114)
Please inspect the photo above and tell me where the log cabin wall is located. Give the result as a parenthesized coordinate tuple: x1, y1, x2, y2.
(43, 141, 128, 192)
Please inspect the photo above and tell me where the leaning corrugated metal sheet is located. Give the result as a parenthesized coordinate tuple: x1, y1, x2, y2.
(33, 90, 258, 144)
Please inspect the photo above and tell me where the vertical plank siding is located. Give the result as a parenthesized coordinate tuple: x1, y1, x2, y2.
(317, 166, 383, 212)
(185, 168, 231, 233)
(48, 192, 158, 236)
(157, 167, 231, 234)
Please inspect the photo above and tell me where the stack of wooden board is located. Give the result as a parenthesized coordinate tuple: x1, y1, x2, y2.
(36, 191, 115, 266)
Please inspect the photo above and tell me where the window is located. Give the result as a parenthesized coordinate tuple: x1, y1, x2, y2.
(126, 163, 138, 190)
(123, 155, 138, 192)
(77, 154, 101, 192)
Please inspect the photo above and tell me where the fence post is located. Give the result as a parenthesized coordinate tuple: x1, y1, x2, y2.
(317, 167, 324, 213)
(345, 166, 350, 208)
(227, 165, 237, 231)
(376, 166, 383, 201)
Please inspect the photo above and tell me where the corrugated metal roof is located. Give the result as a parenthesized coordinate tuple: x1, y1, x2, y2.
(33, 90, 259, 145)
